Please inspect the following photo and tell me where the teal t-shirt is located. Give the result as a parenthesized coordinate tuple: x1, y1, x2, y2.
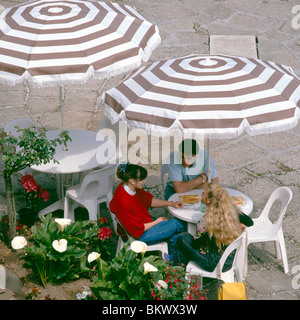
(164, 150, 218, 199)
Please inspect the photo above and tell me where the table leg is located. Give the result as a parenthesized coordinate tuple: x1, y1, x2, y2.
(188, 223, 196, 235)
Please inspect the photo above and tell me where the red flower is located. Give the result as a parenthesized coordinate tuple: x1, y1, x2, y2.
(97, 227, 113, 241)
(98, 217, 108, 225)
(37, 186, 50, 202)
(20, 175, 50, 209)
(20, 175, 38, 192)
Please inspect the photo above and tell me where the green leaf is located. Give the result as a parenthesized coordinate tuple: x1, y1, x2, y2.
(52, 260, 70, 280)
(47, 246, 86, 262)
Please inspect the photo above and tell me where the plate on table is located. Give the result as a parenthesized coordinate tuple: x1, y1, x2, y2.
(231, 196, 244, 206)
(179, 194, 201, 205)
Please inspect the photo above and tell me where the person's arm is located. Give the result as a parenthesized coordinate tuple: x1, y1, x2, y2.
(151, 198, 184, 208)
(171, 172, 208, 194)
(239, 211, 254, 227)
(144, 217, 167, 231)
(144, 198, 184, 231)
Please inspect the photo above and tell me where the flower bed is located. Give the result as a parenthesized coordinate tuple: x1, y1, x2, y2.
(3, 213, 207, 300)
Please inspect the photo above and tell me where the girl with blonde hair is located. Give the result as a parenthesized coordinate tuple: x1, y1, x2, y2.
(171, 182, 253, 271)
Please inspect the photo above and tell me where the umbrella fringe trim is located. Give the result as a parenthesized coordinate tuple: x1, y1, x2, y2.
(0, 61, 143, 88)
(0, 30, 161, 89)
(140, 27, 161, 62)
(104, 105, 300, 139)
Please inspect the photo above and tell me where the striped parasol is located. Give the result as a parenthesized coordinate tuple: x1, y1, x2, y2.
(0, 0, 160, 129)
(103, 54, 300, 139)
(0, 0, 160, 87)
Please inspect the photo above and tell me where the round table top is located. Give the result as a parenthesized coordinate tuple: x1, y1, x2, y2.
(168, 188, 253, 224)
(31, 129, 115, 174)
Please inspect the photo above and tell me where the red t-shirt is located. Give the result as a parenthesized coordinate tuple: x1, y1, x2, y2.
(110, 182, 154, 239)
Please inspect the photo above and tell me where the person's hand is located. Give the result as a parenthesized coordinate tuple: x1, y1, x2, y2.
(157, 217, 168, 223)
(171, 201, 184, 208)
(200, 172, 208, 185)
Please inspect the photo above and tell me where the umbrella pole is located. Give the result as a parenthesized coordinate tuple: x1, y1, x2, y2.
(59, 85, 64, 131)
(59, 85, 67, 152)
(207, 137, 211, 183)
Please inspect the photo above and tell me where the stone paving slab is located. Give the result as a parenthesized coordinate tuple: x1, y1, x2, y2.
(0, 0, 300, 300)
(210, 35, 258, 58)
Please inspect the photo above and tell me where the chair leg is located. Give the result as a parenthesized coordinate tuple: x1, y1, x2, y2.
(274, 241, 282, 260)
(97, 202, 100, 218)
(64, 196, 75, 222)
(86, 203, 98, 221)
(277, 231, 289, 274)
(116, 237, 123, 253)
(54, 174, 60, 199)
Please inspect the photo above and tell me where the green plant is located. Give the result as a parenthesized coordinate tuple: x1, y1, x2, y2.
(18, 174, 50, 227)
(89, 240, 167, 300)
(89, 217, 114, 260)
(151, 265, 207, 300)
(20, 174, 50, 211)
(0, 215, 10, 246)
(0, 126, 71, 237)
(25, 288, 40, 300)
(89, 241, 207, 300)
(0, 215, 29, 247)
(12, 213, 101, 287)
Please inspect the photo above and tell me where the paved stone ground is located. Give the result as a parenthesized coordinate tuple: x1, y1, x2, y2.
(0, 0, 300, 300)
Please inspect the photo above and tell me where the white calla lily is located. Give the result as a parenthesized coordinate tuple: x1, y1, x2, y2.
(55, 218, 72, 230)
(130, 240, 147, 254)
(52, 239, 68, 253)
(157, 280, 168, 289)
(143, 262, 158, 274)
(11, 236, 27, 250)
(88, 252, 101, 263)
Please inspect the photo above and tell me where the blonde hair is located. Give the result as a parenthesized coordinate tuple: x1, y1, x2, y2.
(204, 182, 243, 249)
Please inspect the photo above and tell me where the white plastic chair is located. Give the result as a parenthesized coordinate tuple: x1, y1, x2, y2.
(160, 163, 169, 197)
(247, 186, 293, 274)
(64, 165, 116, 222)
(109, 210, 169, 255)
(97, 116, 127, 164)
(186, 232, 247, 289)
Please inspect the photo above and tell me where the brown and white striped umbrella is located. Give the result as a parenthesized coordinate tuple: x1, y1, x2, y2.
(0, 0, 161, 87)
(103, 54, 300, 139)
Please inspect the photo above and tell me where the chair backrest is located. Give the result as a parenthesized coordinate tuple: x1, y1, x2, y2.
(113, 213, 131, 240)
(259, 186, 293, 233)
(98, 117, 127, 164)
(4, 118, 36, 137)
(79, 165, 116, 200)
(217, 232, 246, 282)
(160, 163, 169, 193)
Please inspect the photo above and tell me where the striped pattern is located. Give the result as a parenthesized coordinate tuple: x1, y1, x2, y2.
(0, 0, 160, 87)
(103, 54, 300, 139)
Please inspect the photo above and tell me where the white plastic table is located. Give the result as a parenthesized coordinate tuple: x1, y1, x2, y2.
(168, 188, 253, 234)
(31, 129, 115, 216)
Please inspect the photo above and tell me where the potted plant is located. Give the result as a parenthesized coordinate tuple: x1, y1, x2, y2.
(18, 174, 50, 227)
(0, 126, 71, 237)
